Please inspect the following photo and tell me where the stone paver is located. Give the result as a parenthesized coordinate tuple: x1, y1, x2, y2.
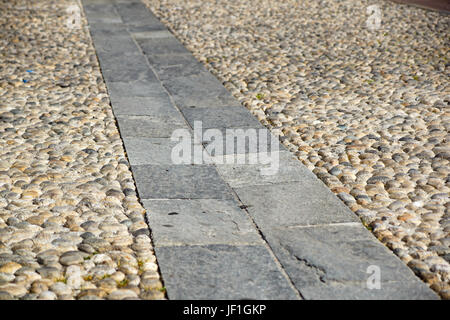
(142, 199, 263, 246)
(155, 245, 299, 300)
(131, 165, 234, 200)
(264, 224, 438, 300)
(81, 0, 440, 300)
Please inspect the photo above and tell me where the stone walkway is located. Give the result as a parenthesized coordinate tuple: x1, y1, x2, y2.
(82, 0, 438, 299)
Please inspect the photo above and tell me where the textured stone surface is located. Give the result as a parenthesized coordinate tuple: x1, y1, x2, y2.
(132, 165, 234, 200)
(97, 52, 158, 83)
(114, 1, 166, 28)
(145, 53, 206, 80)
(234, 182, 359, 228)
(161, 72, 240, 109)
(83, 4, 122, 24)
(200, 127, 283, 156)
(215, 151, 313, 188)
(137, 37, 191, 55)
(155, 245, 299, 300)
(107, 81, 167, 100)
(180, 105, 263, 129)
(116, 115, 187, 138)
(122, 137, 183, 165)
(143, 199, 262, 246)
(264, 224, 438, 299)
(109, 96, 180, 117)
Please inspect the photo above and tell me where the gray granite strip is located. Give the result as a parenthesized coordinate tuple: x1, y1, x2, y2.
(83, 0, 438, 300)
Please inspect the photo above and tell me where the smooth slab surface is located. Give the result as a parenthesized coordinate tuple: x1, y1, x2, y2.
(179, 105, 263, 129)
(116, 115, 187, 138)
(110, 96, 183, 117)
(162, 72, 240, 108)
(122, 137, 182, 165)
(200, 127, 283, 156)
(107, 81, 168, 100)
(132, 165, 234, 200)
(215, 151, 314, 188)
(155, 244, 300, 300)
(143, 199, 263, 246)
(146, 53, 206, 80)
(138, 37, 191, 56)
(234, 181, 359, 228)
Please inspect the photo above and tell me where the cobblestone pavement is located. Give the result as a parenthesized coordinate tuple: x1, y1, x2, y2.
(143, 0, 450, 299)
(0, 0, 164, 300)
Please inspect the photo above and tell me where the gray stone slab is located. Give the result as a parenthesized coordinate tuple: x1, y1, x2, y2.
(114, 2, 166, 29)
(234, 181, 359, 228)
(121, 137, 183, 165)
(116, 115, 187, 138)
(143, 199, 262, 246)
(132, 165, 234, 200)
(137, 37, 191, 56)
(146, 54, 206, 80)
(298, 281, 438, 300)
(106, 81, 167, 101)
(180, 105, 262, 129)
(155, 245, 299, 299)
(98, 52, 158, 82)
(131, 30, 173, 40)
(87, 22, 127, 33)
(161, 72, 240, 108)
(89, 32, 139, 55)
(83, 3, 122, 24)
(215, 151, 314, 188)
(83, 0, 115, 5)
(264, 225, 438, 299)
(199, 126, 284, 156)
(110, 96, 180, 116)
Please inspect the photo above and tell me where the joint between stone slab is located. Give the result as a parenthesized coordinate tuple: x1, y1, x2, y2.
(280, 222, 364, 229)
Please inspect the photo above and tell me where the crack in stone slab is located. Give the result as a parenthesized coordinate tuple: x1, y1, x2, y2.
(293, 255, 328, 284)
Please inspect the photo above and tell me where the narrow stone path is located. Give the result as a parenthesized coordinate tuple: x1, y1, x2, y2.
(82, 0, 439, 299)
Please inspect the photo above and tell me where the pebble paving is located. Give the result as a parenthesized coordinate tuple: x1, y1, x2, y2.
(142, 0, 450, 299)
(0, 0, 164, 300)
